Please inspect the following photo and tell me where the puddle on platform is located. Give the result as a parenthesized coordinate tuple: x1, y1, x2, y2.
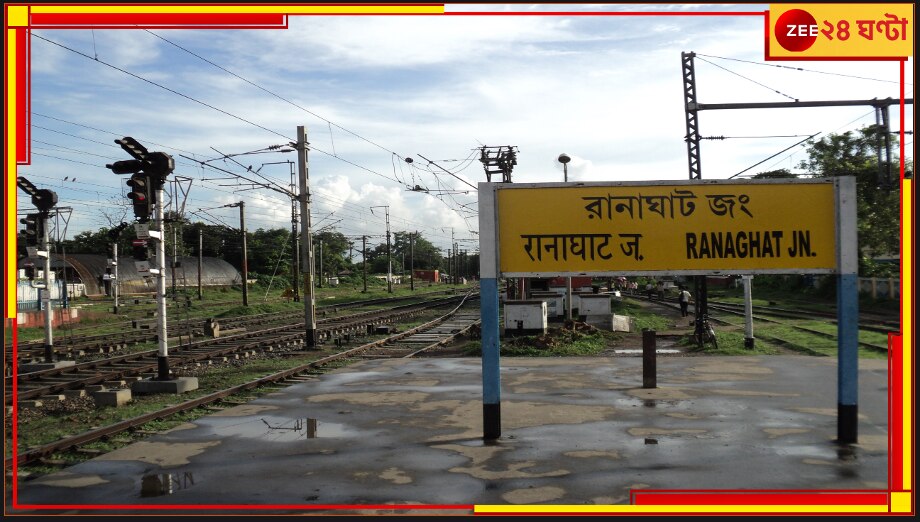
(203, 416, 359, 441)
(140, 471, 195, 497)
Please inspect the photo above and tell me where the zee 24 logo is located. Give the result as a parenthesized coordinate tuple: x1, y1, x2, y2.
(774, 8, 908, 53)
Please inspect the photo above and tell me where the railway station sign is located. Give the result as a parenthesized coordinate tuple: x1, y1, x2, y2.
(478, 177, 860, 443)
(483, 179, 844, 276)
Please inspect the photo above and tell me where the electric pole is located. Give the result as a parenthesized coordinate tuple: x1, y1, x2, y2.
(222, 201, 249, 306)
(198, 228, 203, 300)
(371, 206, 391, 293)
(297, 126, 318, 348)
(386, 212, 391, 292)
(290, 162, 300, 302)
(410, 232, 415, 291)
(170, 181, 178, 302)
(319, 240, 324, 288)
(362, 235, 368, 293)
(240, 201, 248, 306)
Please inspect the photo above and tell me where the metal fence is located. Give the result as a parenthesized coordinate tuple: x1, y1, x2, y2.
(16, 280, 68, 311)
(859, 277, 900, 300)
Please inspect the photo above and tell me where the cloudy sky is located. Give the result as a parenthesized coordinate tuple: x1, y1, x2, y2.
(17, 3, 914, 254)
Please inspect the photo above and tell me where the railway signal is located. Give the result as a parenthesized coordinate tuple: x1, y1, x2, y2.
(106, 137, 190, 388)
(126, 174, 153, 222)
(20, 213, 42, 247)
(107, 137, 175, 223)
(132, 239, 149, 261)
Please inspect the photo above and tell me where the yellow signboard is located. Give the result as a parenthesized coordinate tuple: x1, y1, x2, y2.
(496, 181, 838, 275)
(767, 4, 913, 59)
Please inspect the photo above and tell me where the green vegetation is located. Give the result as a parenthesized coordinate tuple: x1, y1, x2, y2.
(9, 305, 457, 461)
(613, 298, 671, 332)
(9, 349, 339, 458)
(7, 282, 468, 344)
(464, 328, 610, 357)
(680, 329, 781, 356)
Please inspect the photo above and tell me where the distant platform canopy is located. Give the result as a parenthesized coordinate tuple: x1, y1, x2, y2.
(17, 254, 241, 296)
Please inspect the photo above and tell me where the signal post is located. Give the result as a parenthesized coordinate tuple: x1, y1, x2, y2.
(107, 137, 198, 395)
(17, 177, 75, 373)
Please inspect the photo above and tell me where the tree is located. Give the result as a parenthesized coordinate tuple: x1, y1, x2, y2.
(60, 228, 118, 255)
(391, 231, 443, 271)
(752, 168, 798, 179)
(796, 126, 902, 275)
(97, 194, 130, 229)
(314, 230, 351, 280)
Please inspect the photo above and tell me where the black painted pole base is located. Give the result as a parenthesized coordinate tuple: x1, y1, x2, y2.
(744, 337, 755, 349)
(642, 329, 657, 389)
(157, 356, 171, 381)
(44, 344, 54, 363)
(837, 403, 858, 444)
(483, 403, 501, 440)
(306, 329, 317, 349)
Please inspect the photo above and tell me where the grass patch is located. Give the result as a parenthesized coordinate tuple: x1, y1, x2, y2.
(464, 327, 610, 357)
(613, 298, 671, 332)
(8, 284, 464, 344)
(798, 321, 891, 348)
(680, 329, 781, 356)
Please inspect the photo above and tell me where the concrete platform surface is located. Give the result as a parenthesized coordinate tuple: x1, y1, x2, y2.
(11, 355, 889, 514)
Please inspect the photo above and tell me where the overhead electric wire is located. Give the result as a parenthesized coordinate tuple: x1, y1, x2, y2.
(701, 134, 817, 140)
(33, 32, 459, 225)
(144, 29, 412, 162)
(32, 112, 204, 157)
(729, 133, 819, 178)
(697, 53, 911, 86)
(697, 56, 797, 101)
(32, 32, 295, 143)
(32, 140, 123, 160)
(32, 124, 122, 149)
(30, 152, 112, 169)
(760, 110, 878, 172)
(32, 33, 479, 240)
(32, 124, 202, 170)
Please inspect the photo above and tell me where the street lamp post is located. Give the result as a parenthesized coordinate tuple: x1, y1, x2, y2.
(558, 153, 570, 182)
(557, 153, 573, 323)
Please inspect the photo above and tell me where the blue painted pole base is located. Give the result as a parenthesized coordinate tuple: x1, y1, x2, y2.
(483, 403, 501, 440)
(837, 403, 858, 444)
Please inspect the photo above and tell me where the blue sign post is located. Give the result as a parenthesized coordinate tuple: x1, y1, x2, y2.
(836, 177, 859, 443)
(478, 184, 502, 439)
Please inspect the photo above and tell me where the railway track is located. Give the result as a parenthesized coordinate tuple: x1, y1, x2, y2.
(7, 294, 474, 405)
(7, 293, 480, 469)
(706, 299, 899, 334)
(7, 290, 464, 366)
(631, 295, 890, 353)
(705, 302, 890, 353)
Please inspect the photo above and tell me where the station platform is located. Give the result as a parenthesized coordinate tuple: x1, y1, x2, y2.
(11, 354, 889, 514)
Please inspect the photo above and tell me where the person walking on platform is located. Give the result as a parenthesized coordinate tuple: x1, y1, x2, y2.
(678, 286, 692, 317)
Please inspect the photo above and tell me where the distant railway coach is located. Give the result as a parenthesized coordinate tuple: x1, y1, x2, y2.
(413, 269, 440, 283)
